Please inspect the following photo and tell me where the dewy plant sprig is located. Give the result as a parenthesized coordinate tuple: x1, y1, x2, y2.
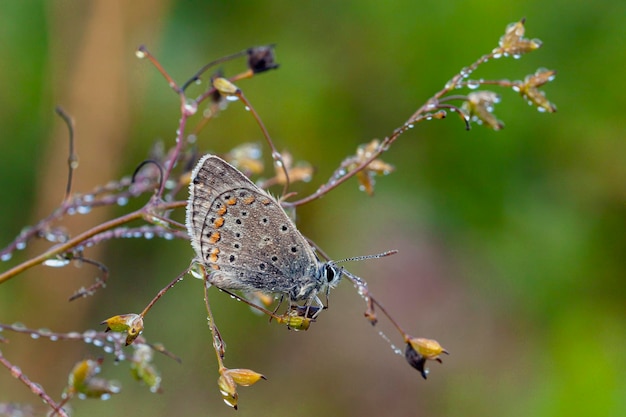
(0, 18, 555, 414)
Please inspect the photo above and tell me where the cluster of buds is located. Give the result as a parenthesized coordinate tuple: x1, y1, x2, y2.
(65, 358, 121, 400)
(217, 367, 266, 410)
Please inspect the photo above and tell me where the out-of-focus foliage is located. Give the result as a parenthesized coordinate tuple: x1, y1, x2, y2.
(1, 1, 624, 417)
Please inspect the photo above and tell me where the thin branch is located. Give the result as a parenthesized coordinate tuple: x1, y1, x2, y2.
(0, 350, 69, 417)
(55, 106, 77, 203)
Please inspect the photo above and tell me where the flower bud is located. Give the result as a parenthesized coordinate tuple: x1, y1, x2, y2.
(228, 368, 266, 387)
(217, 372, 238, 409)
(213, 77, 240, 96)
(405, 337, 448, 379)
(100, 313, 144, 345)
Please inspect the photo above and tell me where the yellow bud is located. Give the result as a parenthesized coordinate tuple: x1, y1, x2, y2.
(66, 358, 121, 399)
(495, 19, 542, 58)
(68, 359, 101, 390)
(227, 368, 266, 387)
(101, 314, 143, 345)
(130, 345, 162, 393)
(409, 337, 448, 360)
(463, 91, 504, 130)
(276, 313, 313, 331)
(213, 77, 239, 96)
(524, 68, 557, 88)
(217, 373, 238, 409)
(405, 337, 448, 379)
(275, 305, 320, 330)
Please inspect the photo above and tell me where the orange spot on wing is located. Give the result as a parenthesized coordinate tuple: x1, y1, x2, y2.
(214, 217, 225, 228)
(243, 196, 255, 205)
(217, 206, 227, 216)
(209, 232, 221, 244)
(226, 197, 237, 205)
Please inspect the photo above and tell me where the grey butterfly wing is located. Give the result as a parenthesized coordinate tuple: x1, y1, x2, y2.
(186, 154, 245, 259)
(186, 155, 322, 301)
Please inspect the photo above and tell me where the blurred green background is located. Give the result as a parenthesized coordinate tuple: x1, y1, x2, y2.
(1, 1, 624, 416)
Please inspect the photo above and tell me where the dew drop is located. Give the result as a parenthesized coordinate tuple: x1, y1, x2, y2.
(83, 329, 97, 343)
(184, 101, 198, 115)
(16, 241, 26, 250)
(135, 50, 146, 59)
(30, 383, 43, 394)
(189, 267, 203, 279)
(10, 366, 22, 378)
(244, 106, 250, 111)
(116, 196, 128, 206)
(67, 207, 77, 215)
(163, 232, 174, 240)
(30, 333, 40, 339)
(77, 205, 92, 214)
(43, 258, 70, 268)
(67, 332, 81, 339)
(12, 322, 26, 331)
(1, 252, 12, 262)
(149, 381, 162, 394)
(466, 80, 480, 90)
(165, 179, 176, 189)
(103, 345, 114, 354)
(144, 231, 154, 239)
(460, 66, 472, 78)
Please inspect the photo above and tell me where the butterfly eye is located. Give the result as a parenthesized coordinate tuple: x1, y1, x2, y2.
(324, 264, 341, 286)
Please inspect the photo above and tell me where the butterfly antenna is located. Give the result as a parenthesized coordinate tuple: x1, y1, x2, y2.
(335, 249, 398, 264)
